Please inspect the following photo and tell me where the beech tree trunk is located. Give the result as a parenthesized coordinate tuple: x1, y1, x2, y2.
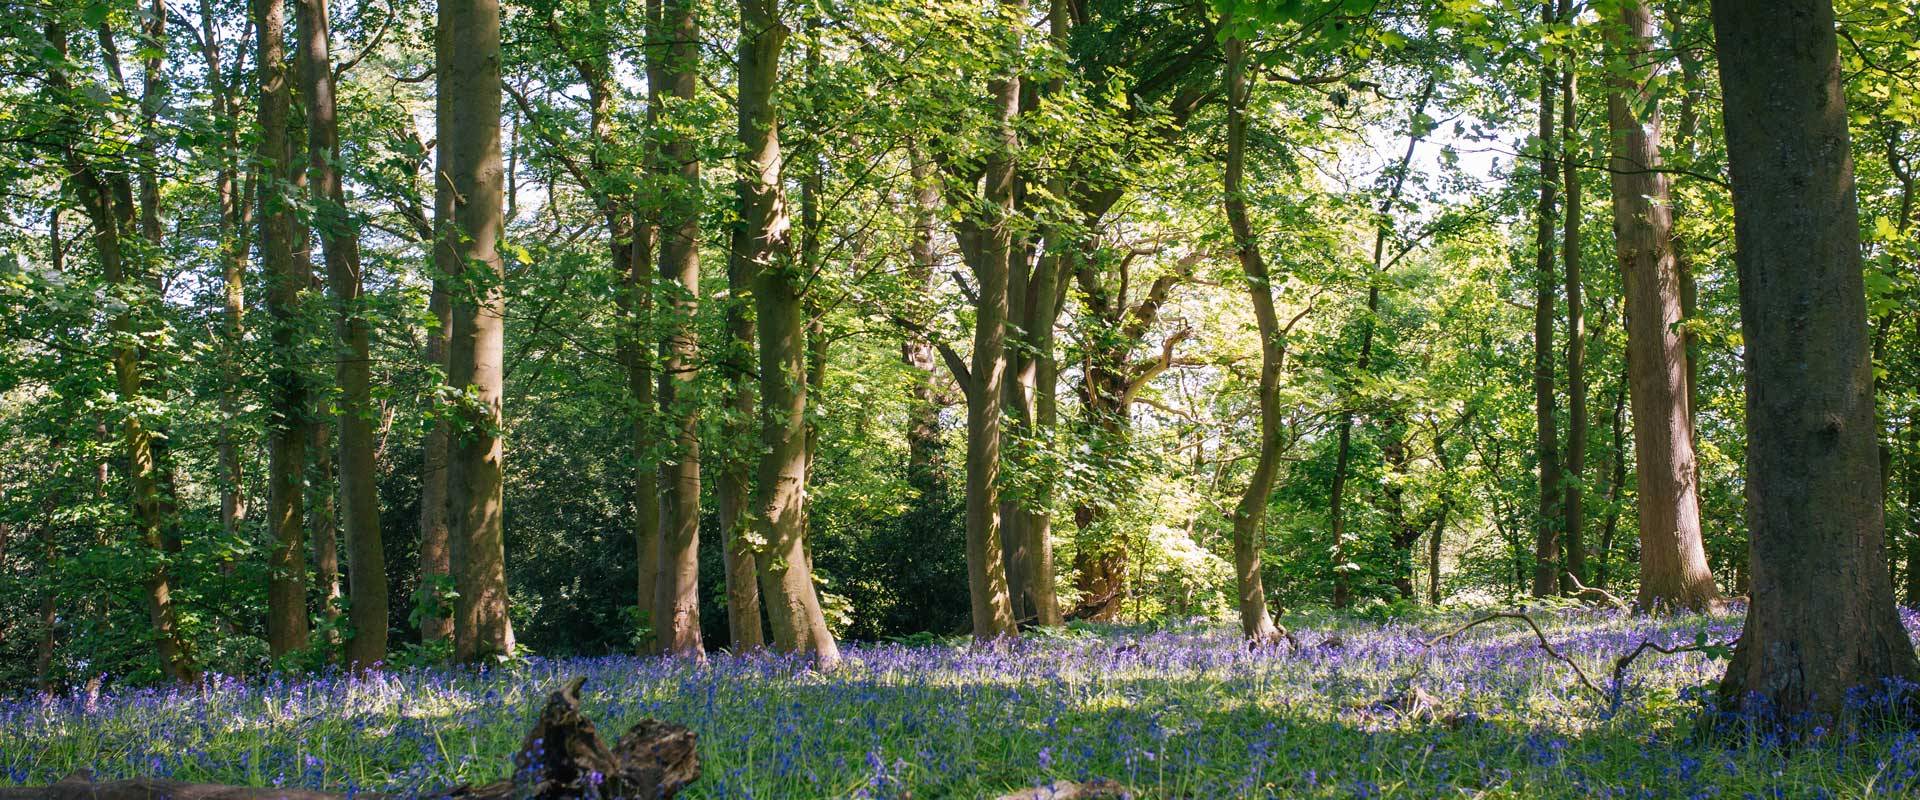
(296, 0, 389, 667)
(1221, 33, 1282, 644)
(1605, 1, 1717, 612)
(719, 201, 765, 652)
(419, 277, 454, 643)
(961, 45, 1021, 643)
(1559, 63, 1586, 592)
(738, 0, 839, 665)
(1711, 0, 1920, 723)
(436, 0, 515, 662)
(255, 0, 313, 659)
(649, 0, 704, 658)
(1529, 0, 1562, 600)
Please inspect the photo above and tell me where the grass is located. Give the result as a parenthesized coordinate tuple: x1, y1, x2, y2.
(5, 606, 1920, 798)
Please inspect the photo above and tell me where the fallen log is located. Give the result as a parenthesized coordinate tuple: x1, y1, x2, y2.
(0, 677, 698, 800)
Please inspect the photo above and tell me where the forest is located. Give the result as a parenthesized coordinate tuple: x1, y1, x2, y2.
(2, 0, 1920, 794)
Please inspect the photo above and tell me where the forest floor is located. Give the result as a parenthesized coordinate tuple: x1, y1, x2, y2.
(4, 607, 1919, 798)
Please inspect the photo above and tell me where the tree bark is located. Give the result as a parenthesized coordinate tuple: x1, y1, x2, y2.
(738, 0, 839, 665)
(1529, 0, 1563, 600)
(1605, 1, 1717, 612)
(436, 0, 515, 662)
(296, 0, 389, 667)
(255, 0, 313, 659)
(419, 277, 454, 643)
(719, 193, 765, 653)
(197, 0, 250, 550)
(960, 35, 1022, 643)
(311, 421, 342, 647)
(1711, 0, 1920, 723)
(1221, 32, 1282, 644)
(648, 0, 704, 658)
(1560, 61, 1586, 593)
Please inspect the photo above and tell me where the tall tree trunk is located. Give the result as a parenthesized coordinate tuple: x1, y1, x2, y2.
(738, 0, 839, 665)
(1221, 32, 1282, 644)
(296, 0, 388, 668)
(1560, 63, 1587, 593)
(197, 0, 250, 549)
(903, 153, 947, 498)
(649, 0, 703, 658)
(1711, 0, 1920, 723)
(1595, 380, 1627, 590)
(1529, 0, 1563, 599)
(312, 421, 343, 648)
(1605, 1, 1717, 611)
(419, 277, 454, 643)
(436, 0, 515, 662)
(960, 32, 1021, 643)
(718, 184, 765, 652)
(255, 0, 313, 659)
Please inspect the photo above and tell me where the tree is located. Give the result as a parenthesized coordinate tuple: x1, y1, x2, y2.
(437, 0, 515, 662)
(648, 0, 704, 658)
(738, 0, 840, 665)
(295, 0, 390, 668)
(255, 0, 313, 659)
(1221, 28, 1285, 644)
(1528, 0, 1563, 600)
(1711, 0, 1919, 722)
(1603, 1, 1716, 612)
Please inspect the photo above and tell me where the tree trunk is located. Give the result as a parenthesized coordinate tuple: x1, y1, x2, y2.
(1711, 0, 1920, 723)
(295, 0, 388, 668)
(419, 278, 454, 643)
(718, 207, 765, 654)
(1221, 32, 1283, 644)
(1595, 380, 1627, 590)
(649, 0, 703, 658)
(961, 45, 1021, 643)
(436, 0, 515, 662)
(1605, 1, 1717, 612)
(197, 0, 249, 550)
(737, 0, 839, 665)
(255, 0, 313, 660)
(311, 421, 342, 648)
(1560, 62, 1586, 593)
(903, 153, 947, 499)
(1529, 0, 1562, 600)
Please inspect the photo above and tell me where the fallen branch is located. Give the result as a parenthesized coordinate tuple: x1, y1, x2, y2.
(0, 677, 698, 800)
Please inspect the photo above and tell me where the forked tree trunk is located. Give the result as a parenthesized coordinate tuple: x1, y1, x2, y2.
(737, 0, 839, 665)
(1604, 1, 1717, 612)
(1711, 0, 1920, 723)
(1221, 32, 1282, 644)
(649, 0, 704, 658)
(295, 0, 389, 668)
(436, 0, 515, 662)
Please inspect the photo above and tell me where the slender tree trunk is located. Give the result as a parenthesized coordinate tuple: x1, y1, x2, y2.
(436, 0, 514, 662)
(1529, 0, 1563, 599)
(1711, 0, 1920, 723)
(738, 0, 839, 665)
(255, 0, 313, 659)
(1605, 1, 1717, 612)
(312, 422, 342, 648)
(1221, 32, 1283, 645)
(1595, 380, 1627, 590)
(648, 0, 703, 658)
(198, 0, 249, 549)
(419, 277, 454, 643)
(903, 153, 947, 498)
(296, 0, 388, 668)
(718, 227, 766, 652)
(1560, 64, 1587, 593)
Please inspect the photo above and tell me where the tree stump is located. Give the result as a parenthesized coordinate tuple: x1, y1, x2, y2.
(0, 677, 698, 800)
